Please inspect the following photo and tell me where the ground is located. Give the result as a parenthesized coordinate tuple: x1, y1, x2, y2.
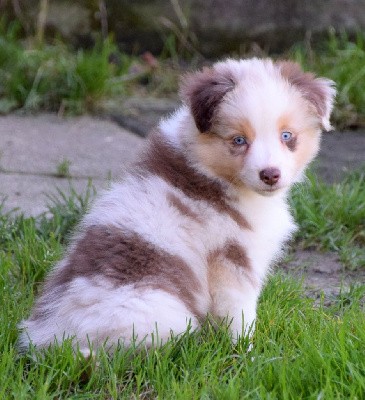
(279, 250, 365, 305)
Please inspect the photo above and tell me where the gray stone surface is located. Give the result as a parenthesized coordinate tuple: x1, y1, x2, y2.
(316, 131, 365, 183)
(0, 174, 100, 217)
(0, 114, 144, 216)
(102, 97, 179, 138)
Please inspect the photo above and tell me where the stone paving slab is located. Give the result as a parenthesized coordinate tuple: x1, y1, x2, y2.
(0, 114, 144, 216)
(0, 114, 144, 177)
(0, 174, 107, 217)
(316, 130, 365, 183)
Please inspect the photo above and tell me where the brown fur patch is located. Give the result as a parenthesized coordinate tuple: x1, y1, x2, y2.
(45, 226, 203, 317)
(223, 240, 251, 270)
(167, 192, 202, 222)
(180, 66, 235, 132)
(207, 241, 252, 273)
(207, 240, 256, 309)
(285, 136, 297, 152)
(277, 61, 329, 118)
(139, 132, 251, 230)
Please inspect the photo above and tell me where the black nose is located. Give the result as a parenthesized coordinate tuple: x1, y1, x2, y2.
(259, 168, 281, 186)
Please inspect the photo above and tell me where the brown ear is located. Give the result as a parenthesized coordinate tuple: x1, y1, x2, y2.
(278, 61, 336, 131)
(180, 67, 235, 132)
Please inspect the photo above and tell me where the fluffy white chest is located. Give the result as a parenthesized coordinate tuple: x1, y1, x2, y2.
(237, 191, 296, 282)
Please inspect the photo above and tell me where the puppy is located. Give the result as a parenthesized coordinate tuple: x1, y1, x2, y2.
(19, 58, 335, 354)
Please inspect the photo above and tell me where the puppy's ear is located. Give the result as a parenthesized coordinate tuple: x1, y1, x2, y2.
(278, 61, 336, 131)
(180, 67, 235, 132)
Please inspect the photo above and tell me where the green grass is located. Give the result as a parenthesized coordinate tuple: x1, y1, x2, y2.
(291, 169, 365, 269)
(291, 30, 365, 128)
(0, 21, 131, 114)
(0, 171, 364, 398)
(55, 158, 72, 178)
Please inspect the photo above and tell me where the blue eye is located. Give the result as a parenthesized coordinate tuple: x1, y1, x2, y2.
(281, 131, 292, 141)
(233, 136, 247, 146)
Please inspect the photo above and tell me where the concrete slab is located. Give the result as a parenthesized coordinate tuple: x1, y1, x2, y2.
(0, 114, 144, 178)
(0, 174, 107, 216)
(0, 114, 144, 216)
(316, 131, 365, 183)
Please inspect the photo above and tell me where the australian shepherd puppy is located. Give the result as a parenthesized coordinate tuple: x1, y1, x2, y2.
(19, 58, 335, 354)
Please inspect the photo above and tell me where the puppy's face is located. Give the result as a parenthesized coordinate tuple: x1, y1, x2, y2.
(181, 59, 336, 195)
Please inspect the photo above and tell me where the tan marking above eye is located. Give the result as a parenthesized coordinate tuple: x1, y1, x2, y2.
(277, 114, 298, 135)
(228, 118, 256, 142)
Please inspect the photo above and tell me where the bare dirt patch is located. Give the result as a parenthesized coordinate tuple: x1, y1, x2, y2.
(279, 250, 365, 305)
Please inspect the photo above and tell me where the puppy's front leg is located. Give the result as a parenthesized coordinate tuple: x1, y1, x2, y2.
(212, 284, 258, 342)
(209, 260, 259, 342)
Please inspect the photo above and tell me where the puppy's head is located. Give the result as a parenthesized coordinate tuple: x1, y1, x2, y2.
(180, 58, 336, 195)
